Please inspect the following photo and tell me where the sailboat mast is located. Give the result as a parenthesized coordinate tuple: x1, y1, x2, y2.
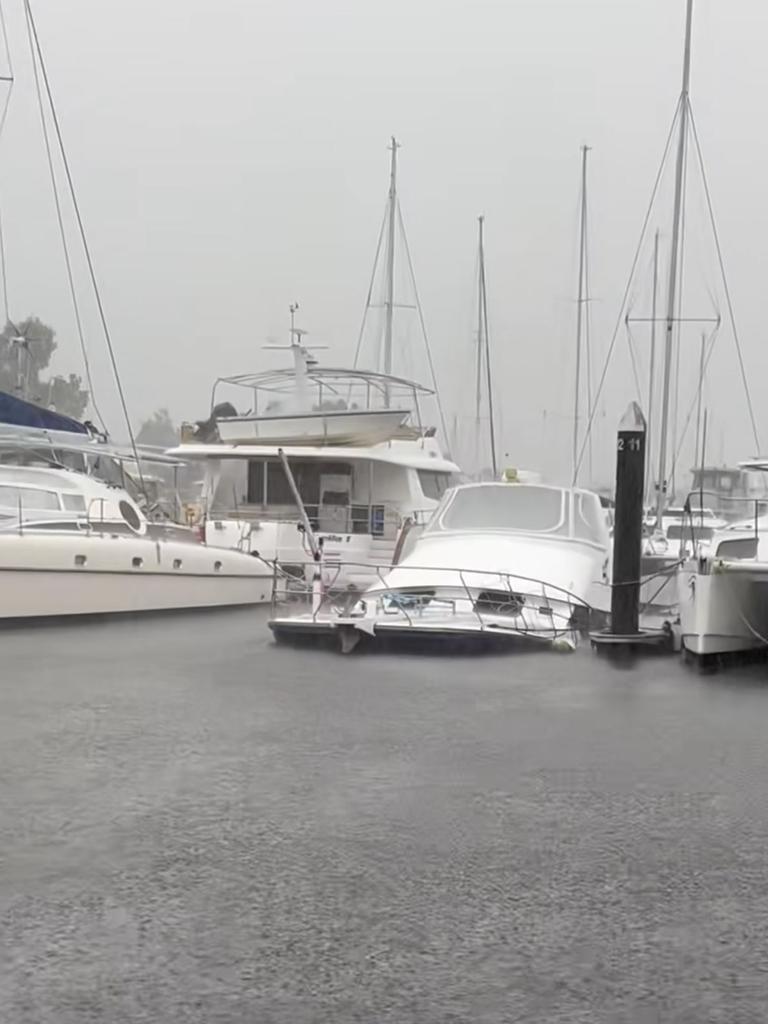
(383, 136, 399, 382)
(572, 144, 589, 483)
(475, 217, 484, 424)
(694, 330, 706, 473)
(646, 230, 660, 505)
(478, 215, 498, 477)
(655, 0, 693, 526)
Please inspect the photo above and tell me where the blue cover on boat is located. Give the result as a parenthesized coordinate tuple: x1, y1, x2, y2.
(0, 390, 89, 435)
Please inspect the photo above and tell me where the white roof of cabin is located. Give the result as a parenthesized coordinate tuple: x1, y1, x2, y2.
(166, 437, 460, 474)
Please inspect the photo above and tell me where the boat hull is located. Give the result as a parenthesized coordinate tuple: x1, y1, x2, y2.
(269, 614, 577, 652)
(678, 561, 768, 657)
(0, 532, 271, 619)
(217, 409, 409, 446)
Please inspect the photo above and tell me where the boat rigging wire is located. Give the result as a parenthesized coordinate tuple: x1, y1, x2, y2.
(477, 215, 497, 478)
(688, 102, 760, 452)
(23, 0, 146, 493)
(0, 0, 13, 139)
(624, 322, 644, 405)
(22, 1, 107, 437)
(396, 201, 450, 448)
(352, 198, 388, 369)
(667, 323, 719, 483)
(0, 0, 14, 328)
(571, 98, 682, 485)
(576, 82, 761, 485)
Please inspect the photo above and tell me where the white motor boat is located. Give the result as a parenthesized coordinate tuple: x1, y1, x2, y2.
(268, 482, 611, 651)
(200, 325, 419, 450)
(0, 463, 272, 620)
(677, 531, 768, 662)
(216, 407, 410, 447)
(677, 459, 768, 662)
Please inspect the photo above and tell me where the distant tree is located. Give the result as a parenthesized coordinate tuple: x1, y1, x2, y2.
(0, 316, 88, 419)
(137, 408, 178, 447)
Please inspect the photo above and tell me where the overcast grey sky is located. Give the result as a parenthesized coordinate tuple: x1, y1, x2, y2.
(1, 0, 766, 484)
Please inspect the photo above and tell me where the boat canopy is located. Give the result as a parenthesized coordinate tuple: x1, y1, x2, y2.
(0, 390, 89, 435)
(210, 366, 433, 428)
(213, 366, 433, 402)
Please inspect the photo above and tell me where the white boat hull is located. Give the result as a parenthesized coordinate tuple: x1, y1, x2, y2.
(217, 408, 409, 446)
(678, 561, 768, 657)
(0, 531, 272, 619)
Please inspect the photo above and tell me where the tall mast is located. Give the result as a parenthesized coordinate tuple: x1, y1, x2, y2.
(655, 0, 693, 525)
(475, 219, 484, 425)
(693, 330, 706, 473)
(383, 136, 399, 383)
(477, 215, 498, 477)
(572, 144, 590, 483)
(646, 230, 660, 504)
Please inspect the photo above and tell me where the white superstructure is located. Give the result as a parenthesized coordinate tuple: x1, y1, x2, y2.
(169, 434, 461, 586)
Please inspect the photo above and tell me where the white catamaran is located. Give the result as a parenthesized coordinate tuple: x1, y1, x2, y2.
(0, 416, 273, 620)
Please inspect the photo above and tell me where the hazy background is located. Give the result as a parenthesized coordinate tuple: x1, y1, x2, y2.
(0, 0, 766, 486)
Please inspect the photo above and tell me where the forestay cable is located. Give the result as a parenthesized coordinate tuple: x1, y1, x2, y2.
(24, 0, 145, 490)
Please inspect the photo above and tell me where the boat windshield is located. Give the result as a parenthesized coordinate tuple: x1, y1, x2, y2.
(438, 485, 567, 534)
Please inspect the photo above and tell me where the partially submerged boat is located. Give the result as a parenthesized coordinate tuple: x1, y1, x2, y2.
(268, 482, 611, 652)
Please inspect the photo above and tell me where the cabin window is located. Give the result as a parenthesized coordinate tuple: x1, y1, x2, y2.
(418, 471, 455, 501)
(119, 501, 142, 532)
(573, 493, 606, 544)
(0, 486, 61, 511)
(61, 493, 87, 512)
(247, 461, 266, 504)
(438, 485, 566, 534)
(259, 460, 352, 509)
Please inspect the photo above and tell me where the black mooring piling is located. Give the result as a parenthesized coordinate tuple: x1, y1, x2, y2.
(611, 402, 646, 635)
(590, 401, 672, 657)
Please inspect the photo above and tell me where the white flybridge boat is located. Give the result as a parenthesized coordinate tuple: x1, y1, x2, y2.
(268, 482, 611, 652)
(168, 329, 460, 586)
(0, 410, 272, 621)
(172, 134, 460, 587)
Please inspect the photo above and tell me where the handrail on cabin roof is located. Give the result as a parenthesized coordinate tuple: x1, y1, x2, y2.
(213, 366, 434, 396)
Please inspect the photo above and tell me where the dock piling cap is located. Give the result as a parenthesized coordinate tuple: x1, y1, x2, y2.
(619, 401, 646, 433)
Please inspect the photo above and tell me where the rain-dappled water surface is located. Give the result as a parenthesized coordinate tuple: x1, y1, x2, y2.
(2, 608, 768, 1023)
